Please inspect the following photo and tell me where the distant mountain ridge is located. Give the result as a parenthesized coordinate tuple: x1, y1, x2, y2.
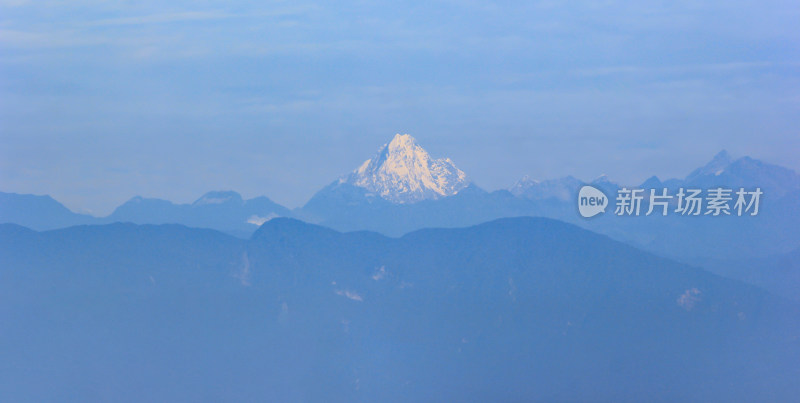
(0, 190, 291, 237)
(680, 151, 800, 197)
(2, 136, 799, 259)
(0, 191, 96, 230)
(510, 150, 800, 202)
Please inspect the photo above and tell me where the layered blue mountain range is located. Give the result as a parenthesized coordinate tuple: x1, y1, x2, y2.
(1, 217, 798, 401)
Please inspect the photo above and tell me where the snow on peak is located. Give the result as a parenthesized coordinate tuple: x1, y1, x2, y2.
(246, 213, 279, 226)
(509, 175, 540, 194)
(344, 134, 469, 204)
(509, 175, 582, 201)
(686, 150, 736, 182)
(193, 191, 243, 206)
(517, 175, 540, 185)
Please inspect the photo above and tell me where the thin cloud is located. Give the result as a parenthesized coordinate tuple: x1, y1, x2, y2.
(571, 61, 790, 78)
(335, 289, 363, 302)
(82, 7, 316, 27)
(85, 10, 237, 27)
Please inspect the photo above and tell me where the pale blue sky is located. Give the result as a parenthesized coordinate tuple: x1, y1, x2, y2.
(1, 0, 798, 214)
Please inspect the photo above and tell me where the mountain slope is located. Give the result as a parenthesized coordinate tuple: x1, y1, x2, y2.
(683, 153, 800, 197)
(300, 182, 539, 235)
(1, 218, 798, 402)
(695, 246, 800, 302)
(0, 191, 97, 230)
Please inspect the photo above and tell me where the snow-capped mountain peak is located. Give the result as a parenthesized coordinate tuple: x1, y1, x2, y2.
(343, 134, 469, 204)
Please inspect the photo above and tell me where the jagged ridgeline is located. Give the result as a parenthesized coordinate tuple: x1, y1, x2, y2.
(2, 135, 799, 261)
